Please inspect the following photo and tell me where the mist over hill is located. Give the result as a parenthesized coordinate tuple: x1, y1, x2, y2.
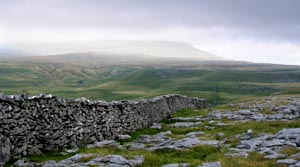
(0, 46, 28, 58)
(8, 40, 223, 60)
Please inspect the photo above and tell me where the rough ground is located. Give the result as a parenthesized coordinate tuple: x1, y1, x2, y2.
(10, 96, 300, 167)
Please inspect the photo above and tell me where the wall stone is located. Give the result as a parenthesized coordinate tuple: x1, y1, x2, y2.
(0, 94, 207, 164)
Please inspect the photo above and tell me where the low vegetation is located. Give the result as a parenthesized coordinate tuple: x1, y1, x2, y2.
(2, 61, 300, 104)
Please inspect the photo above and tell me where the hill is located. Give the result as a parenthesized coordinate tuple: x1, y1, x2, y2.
(1, 56, 300, 104)
(9, 40, 222, 60)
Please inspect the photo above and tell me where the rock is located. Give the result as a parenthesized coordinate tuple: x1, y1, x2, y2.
(13, 159, 34, 167)
(64, 148, 79, 153)
(262, 139, 284, 147)
(171, 117, 202, 122)
(294, 161, 300, 167)
(168, 122, 202, 128)
(293, 136, 300, 144)
(150, 123, 162, 129)
(138, 131, 172, 144)
(129, 143, 146, 150)
(60, 153, 94, 164)
(197, 161, 221, 167)
(162, 164, 180, 167)
(118, 135, 132, 140)
(128, 156, 144, 166)
(236, 110, 253, 115)
(276, 128, 300, 140)
(170, 138, 202, 148)
(151, 137, 201, 150)
(216, 133, 225, 138)
(198, 140, 220, 146)
(186, 132, 205, 137)
(289, 153, 300, 159)
(247, 129, 253, 135)
(0, 138, 11, 165)
(162, 163, 190, 167)
(87, 155, 143, 167)
(276, 159, 297, 165)
(225, 152, 249, 158)
(87, 140, 119, 148)
(264, 153, 286, 159)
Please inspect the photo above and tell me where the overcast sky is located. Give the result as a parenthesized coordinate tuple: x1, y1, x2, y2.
(0, 0, 300, 64)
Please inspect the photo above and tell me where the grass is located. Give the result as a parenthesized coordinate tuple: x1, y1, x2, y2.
(171, 108, 210, 117)
(2, 61, 300, 104)
(21, 151, 76, 164)
(9, 145, 280, 167)
(8, 145, 219, 167)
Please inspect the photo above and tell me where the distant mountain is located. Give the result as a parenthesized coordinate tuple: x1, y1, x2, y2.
(19, 52, 219, 67)
(9, 40, 223, 60)
(0, 47, 28, 58)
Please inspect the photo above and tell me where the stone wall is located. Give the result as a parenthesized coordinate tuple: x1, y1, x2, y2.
(0, 94, 207, 164)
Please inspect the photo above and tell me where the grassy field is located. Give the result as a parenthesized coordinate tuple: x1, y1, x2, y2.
(1, 59, 300, 104)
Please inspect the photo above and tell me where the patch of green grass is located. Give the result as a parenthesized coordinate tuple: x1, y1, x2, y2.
(279, 146, 299, 156)
(221, 152, 278, 167)
(123, 128, 162, 143)
(27, 150, 76, 163)
(171, 108, 210, 117)
(79, 145, 221, 167)
(209, 121, 300, 138)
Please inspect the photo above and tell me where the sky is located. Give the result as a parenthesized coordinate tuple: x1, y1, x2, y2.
(0, 0, 300, 65)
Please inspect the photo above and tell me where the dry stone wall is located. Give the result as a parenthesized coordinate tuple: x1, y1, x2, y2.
(0, 94, 207, 164)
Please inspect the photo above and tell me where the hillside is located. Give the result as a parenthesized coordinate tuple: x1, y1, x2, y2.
(1, 58, 300, 104)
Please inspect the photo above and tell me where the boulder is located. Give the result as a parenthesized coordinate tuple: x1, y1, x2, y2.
(197, 161, 221, 167)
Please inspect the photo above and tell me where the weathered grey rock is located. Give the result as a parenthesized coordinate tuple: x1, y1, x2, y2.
(236, 110, 253, 115)
(197, 161, 221, 167)
(264, 153, 286, 159)
(186, 132, 205, 137)
(168, 122, 202, 128)
(225, 152, 249, 158)
(276, 128, 300, 144)
(150, 123, 162, 129)
(13, 159, 37, 167)
(276, 159, 297, 165)
(216, 133, 225, 138)
(137, 131, 172, 144)
(153, 137, 219, 151)
(86, 155, 144, 167)
(117, 135, 132, 140)
(59, 153, 95, 164)
(262, 139, 284, 147)
(64, 148, 79, 153)
(129, 143, 146, 150)
(170, 137, 202, 148)
(87, 140, 119, 148)
(170, 117, 203, 122)
(162, 163, 190, 167)
(294, 161, 300, 167)
(14, 154, 144, 167)
(289, 153, 300, 159)
(247, 129, 253, 135)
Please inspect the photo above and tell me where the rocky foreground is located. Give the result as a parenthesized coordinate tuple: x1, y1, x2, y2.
(11, 96, 300, 167)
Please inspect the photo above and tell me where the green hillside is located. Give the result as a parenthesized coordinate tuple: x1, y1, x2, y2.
(1, 58, 300, 104)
